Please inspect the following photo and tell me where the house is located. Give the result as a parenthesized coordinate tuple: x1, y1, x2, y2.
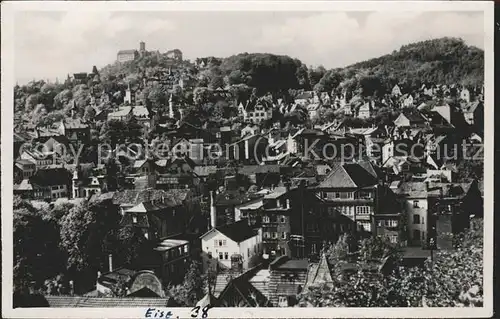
(393, 110, 427, 128)
(14, 159, 37, 182)
(401, 94, 414, 108)
(357, 101, 373, 119)
(119, 196, 187, 241)
(306, 103, 321, 120)
(20, 149, 53, 169)
(58, 119, 90, 144)
(392, 180, 482, 249)
(460, 87, 471, 103)
(153, 238, 190, 285)
(294, 91, 314, 106)
(117, 49, 139, 63)
(241, 124, 260, 138)
(392, 84, 402, 97)
(25, 168, 71, 201)
(243, 187, 293, 258)
(268, 256, 308, 307)
(200, 220, 262, 273)
(461, 101, 484, 127)
(72, 165, 107, 199)
(316, 163, 404, 243)
(241, 100, 273, 124)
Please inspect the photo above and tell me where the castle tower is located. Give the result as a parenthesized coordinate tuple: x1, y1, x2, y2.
(139, 41, 146, 56)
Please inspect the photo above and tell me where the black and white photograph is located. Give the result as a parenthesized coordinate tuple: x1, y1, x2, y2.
(1, 1, 494, 318)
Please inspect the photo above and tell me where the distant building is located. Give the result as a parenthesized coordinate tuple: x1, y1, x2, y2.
(392, 84, 402, 97)
(117, 49, 139, 63)
(165, 49, 183, 61)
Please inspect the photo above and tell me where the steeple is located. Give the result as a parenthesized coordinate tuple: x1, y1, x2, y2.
(168, 94, 174, 118)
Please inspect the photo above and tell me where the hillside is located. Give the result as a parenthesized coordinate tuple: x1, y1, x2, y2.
(344, 37, 484, 90)
(13, 37, 484, 132)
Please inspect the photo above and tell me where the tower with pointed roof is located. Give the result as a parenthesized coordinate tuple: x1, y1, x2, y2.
(168, 94, 174, 118)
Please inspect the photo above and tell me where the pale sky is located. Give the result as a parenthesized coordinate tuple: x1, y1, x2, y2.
(14, 11, 484, 84)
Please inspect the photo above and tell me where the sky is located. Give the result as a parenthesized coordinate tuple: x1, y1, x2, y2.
(14, 10, 484, 85)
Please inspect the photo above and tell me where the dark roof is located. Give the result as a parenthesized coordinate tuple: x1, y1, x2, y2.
(218, 273, 271, 307)
(400, 110, 426, 123)
(30, 168, 71, 187)
(214, 220, 258, 243)
(239, 165, 280, 175)
(44, 296, 172, 307)
(112, 189, 187, 206)
(318, 163, 378, 188)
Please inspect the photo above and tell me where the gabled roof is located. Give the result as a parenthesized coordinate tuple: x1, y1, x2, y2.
(204, 220, 258, 243)
(63, 119, 89, 130)
(306, 253, 333, 289)
(319, 163, 378, 189)
(399, 109, 427, 124)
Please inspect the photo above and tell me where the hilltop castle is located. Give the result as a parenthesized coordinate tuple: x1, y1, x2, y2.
(117, 42, 183, 63)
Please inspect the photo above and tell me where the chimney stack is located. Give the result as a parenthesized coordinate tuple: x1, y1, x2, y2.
(210, 191, 216, 229)
(108, 254, 113, 272)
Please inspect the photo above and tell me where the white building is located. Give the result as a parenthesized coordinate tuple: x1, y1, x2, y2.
(200, 220, 262, 273)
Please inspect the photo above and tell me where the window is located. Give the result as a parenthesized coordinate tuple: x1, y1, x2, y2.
(219, 252, 223, 260)
(413, 200, 420, 208)
(413, 214, 420, 224)
(421, 217, 425, 225)
(207, 252, 212, 259)
(264, 231, 270, 239)
(389, 235, 398, 244)
(224, 252, 229, 260)
(386, 220, 398, 227)
(360, 221, 371, 232)
(272, 232, 278, 239)
(281, 232, 287, 240)
(377, 220, 383, 227)
(247, 248, 250, 258)
(262, 216, 270, 223)
(132, 216, 138, 224)
(278, 296, 288, 307)
(280, 216, 286, 223)
(214, 240, 218, 247)
(355, 206, 371, 215)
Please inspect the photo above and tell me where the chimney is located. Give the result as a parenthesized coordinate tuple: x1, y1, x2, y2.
(108, 254, 113, 272)
(425, 181, 429, 191)
(210, 191, 216, 229)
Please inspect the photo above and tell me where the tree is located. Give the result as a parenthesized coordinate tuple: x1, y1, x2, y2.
(13, 198, 64, 293)
(59, 200, 121, 292)
(193, 87, 214, 106)
(167, 260, 206, 306)
(300, 219, 484, 307)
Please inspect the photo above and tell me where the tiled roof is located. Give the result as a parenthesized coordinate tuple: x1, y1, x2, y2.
(400, 109, 426, 123)
(63, 119, 89, 130)
(319, 163, 378, 189)
(214, 220, 258, 243)
(112, 189, 180, 206)
(239, 165, 280, 175)
(30, 168, 71, 187)
(44, 296, 171, 307)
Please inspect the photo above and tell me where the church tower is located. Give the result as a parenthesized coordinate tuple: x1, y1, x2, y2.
(168, 94, 174, 118)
